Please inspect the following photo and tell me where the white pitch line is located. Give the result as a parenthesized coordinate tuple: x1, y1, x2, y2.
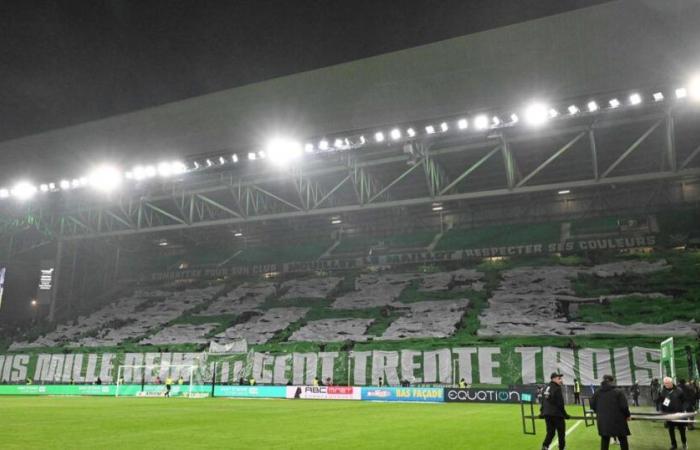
(548, 420, 583, 450)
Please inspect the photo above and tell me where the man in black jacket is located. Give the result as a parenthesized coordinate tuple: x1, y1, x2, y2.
(659, 376, 688, 450)
(540, 372, 570, 450)
(590, 375, 631, 450)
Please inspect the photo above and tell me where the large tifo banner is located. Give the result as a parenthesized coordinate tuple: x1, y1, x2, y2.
(0, 346, 661, 386)
(151, 235, 658, 280)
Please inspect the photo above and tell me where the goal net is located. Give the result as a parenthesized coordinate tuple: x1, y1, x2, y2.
(115, 363, 208, 398)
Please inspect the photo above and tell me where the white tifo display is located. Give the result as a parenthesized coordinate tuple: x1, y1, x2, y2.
(115, 364, 203, 397)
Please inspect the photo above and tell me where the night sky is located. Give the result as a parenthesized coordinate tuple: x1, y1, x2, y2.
(0, 0, 610, 143)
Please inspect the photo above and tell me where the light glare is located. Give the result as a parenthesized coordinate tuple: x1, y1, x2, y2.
(390, 128, 401, 140)
(524, 103, 549, 126)
(474, 115, 489, 130)
(88, 165, 122, 192)
(587, 101, 599, 112)
(629, 93, 642, 105)
(457, 119, 468, 130)
(11, 181, 37, 200)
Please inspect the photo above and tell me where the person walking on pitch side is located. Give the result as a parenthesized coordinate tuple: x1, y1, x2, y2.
(631, 381, 640, 407)
(540, 372, 570, 450)
(573, 378, 581, 405)
(590, 375, 631, 450)
(658, 376, 688, 450)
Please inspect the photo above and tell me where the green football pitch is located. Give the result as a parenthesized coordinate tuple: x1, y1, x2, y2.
(0, 397, 688, 449)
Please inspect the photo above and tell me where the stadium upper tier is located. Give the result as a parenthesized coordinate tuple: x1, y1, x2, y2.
(8, 249, 700, 352)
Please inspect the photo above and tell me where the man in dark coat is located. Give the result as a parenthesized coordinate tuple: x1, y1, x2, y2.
(540, 372, 570, 450)
(658, 376, 688, 450)
(630, 382, 640, 407)
(590, 375, 631, 450)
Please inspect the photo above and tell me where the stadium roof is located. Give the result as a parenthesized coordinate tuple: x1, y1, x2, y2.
(1, 0, 699, 181)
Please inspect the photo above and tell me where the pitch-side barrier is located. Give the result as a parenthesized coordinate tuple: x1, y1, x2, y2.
(520, 394, 697, 435)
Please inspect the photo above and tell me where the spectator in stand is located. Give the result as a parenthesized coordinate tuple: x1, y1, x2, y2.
(155, 376, 162, 385)
(378, 377, 384, 387)
(178, 376, 184, 385)
(650, 378, 661, 411)
(590, 374, 631, 450)
(631, 382, 640, 407)
(95, 377, 102, 386)
(458, 378, 467, 389)
(312, 377, 319, 387)
(325, 377, 332, 386)
(248, 377, 256, 386)
(573, 378, 581, 404)
(658, 376, 688, 450)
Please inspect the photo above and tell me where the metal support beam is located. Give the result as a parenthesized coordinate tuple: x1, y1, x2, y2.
(439, 146, 501, 195)
(601, 118, 663, 178)
(666, 114, 677, 172)
(367, 159, 424, 203)
(681, 144, 700, 170)
(195, 194, 242, 218)
(589, 129, 599, 181)
(516, 132, 586, 188)
(501, 136, 517, 189)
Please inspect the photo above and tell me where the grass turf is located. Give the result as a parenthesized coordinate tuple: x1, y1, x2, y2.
(0, 397, 685, 449)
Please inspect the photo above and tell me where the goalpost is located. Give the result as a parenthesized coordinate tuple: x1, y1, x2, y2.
(660, 337, 676, 380)
(115, 364, 201, 398)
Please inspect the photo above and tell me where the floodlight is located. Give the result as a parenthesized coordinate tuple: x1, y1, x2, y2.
(675, 87, 687, 99)
(60, 179, 71, 189)
(524, 103, 549, 126)
(232, 154, 239, 163)
(406, 128, 416, 137)
(265, 138, 302, 164)
(587, 101, 599, 112)
(629, 93, 642, 105)
(457, 119, 468, 130)
(510, 114, 519, 123)
(248, 152, 257, 160)
(492, 116, 501, 126)
(334, 138, 344, 148)
(71, 179, 81, 188)
(39, 184, 49, 192)
(474, 115, 489, 130)
(440, 122, 449, 132)
(157, 162, 173, 177)
(653, 92, 664, 102)
(548, 108, 559, 118)
(609, 98, 620, 108)
(374, 131, 385, 142)
(568, 105, 580, 115)
(390, 128, 401, 140)
(206, 159, 213, 167)
(258, 151, 266, 159)
(331, 218, 342, 225)
(171, 161, 187, 174)
(11, 181, 37, 200)
(48, 183, 56, 190)
(359, 136, 366, 144)
(689, 76, 700, 100)
(219, 156, 226, 164)
(88, 165, 122, 192)
(144, 166, 156, 178)
(319, 140, 329, 150)
(79, 177, 88, 186)
(425, 125, 436, 134)
(0, 189, 9, 199)
(558, 189, 571, 195)
(432, 202, 443, 212)
(193, 161, 200, 169)
(234, 232, 243, 237)
(305, 143, 314, 153)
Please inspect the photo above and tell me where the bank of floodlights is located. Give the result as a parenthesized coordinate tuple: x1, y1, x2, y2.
(3, 77, 699, 204)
